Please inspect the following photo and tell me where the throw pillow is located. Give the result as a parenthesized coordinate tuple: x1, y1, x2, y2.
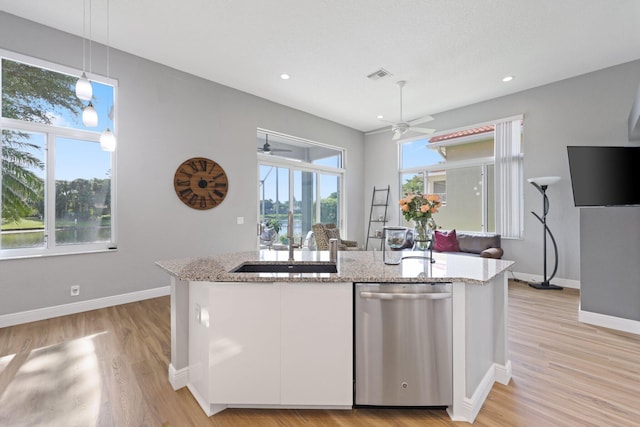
(480, 247, 504, 259)
(434, 229, 460, 252)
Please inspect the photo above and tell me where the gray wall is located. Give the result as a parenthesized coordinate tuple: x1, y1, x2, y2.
(365, 59, 640, 285)
(3, 11, 639, 319)
(580, 208, 640, 321)
(0, 12, 365, 315)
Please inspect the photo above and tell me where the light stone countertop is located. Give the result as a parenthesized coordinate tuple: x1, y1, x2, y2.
(156, 250, 514, 285)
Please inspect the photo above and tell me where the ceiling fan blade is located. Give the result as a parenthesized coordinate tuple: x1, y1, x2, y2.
(258, 148, 292, 153)
(408, 115, 434, 126)
(365, 128, 391, 136)
(411, 126, 436, 134)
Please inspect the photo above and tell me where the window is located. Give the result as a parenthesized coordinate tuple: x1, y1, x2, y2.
(1, 52, 117, 259)
(399, 117, 522, 238)
(257, 130, 344, 248)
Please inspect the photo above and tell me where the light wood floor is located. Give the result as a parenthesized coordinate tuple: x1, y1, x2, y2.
(1, 281, 639, 426)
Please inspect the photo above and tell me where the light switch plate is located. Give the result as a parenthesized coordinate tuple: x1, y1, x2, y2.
(236, 216, 244, 224)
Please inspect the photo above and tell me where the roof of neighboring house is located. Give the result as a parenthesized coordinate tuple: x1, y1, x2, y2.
(429, 125, 494, 143)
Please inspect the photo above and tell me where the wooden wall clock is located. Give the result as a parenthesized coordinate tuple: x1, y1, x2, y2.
(174, 157, 229, 210)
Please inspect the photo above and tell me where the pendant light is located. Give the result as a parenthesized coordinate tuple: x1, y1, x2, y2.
(82, 101, 98, 127)
(80, 0, 98, 127)
(100, 127, 116, 151)
(76, 73, 92, 101)
(100, 0, 116, 151)
(75, 0, 93, 101)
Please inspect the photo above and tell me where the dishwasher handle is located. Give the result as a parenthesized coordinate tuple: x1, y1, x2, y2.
(359, 291, 452, 300)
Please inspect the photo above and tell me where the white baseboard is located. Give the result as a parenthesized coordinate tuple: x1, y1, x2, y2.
(510, 271, 580, 289)
(494, 360, 512, 385)
(465, 363, 501, 423)
(187, 383, 228, 417)
(447, 362, 509, 423)
(579, 309, 640, 335)
(0, 286, 170, 328)
(168, 364, 189, 390)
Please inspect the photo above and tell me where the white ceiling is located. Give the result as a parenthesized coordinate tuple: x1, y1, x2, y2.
(2, 0, 640, 133)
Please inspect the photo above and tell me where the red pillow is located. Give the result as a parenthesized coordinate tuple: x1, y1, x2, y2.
(434, 229, 460, 252)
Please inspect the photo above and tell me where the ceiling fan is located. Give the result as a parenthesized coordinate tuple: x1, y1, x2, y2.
(257, 134, 292, 154)
(366, 80, 435, 140)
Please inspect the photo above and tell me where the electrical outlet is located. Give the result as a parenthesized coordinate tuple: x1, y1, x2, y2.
(70, 285, 80, 296)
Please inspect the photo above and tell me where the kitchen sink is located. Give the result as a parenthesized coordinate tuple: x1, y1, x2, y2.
(231, 262, 338, 274)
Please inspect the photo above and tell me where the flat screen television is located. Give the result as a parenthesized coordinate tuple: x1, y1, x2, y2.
(567, 146, 640, 207)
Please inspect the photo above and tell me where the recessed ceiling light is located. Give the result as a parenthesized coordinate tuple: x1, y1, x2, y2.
(502, 75, 514, 82)
(280, 73, 290, 80)
(377, 115, 384, 119)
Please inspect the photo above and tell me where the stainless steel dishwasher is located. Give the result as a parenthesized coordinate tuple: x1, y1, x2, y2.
(355, 282, 452, 407)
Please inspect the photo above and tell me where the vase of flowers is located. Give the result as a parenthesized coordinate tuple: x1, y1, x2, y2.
(398, 193, 442, 251)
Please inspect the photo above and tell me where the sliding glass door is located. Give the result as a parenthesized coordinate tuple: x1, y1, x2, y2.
(257, 130, 345, 249)
(259, 164, 342, 248)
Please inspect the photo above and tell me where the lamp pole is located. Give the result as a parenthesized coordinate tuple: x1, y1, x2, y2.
(528, 177, 563, 290)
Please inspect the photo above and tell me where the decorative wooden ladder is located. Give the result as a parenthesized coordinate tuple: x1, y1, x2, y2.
(365, 185, 390, 250)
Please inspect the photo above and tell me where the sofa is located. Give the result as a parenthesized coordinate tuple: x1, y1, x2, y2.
(311, 223, 359, 251)
(432, 229, 504, 259)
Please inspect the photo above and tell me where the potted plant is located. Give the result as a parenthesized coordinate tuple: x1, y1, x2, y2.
(267, 218, 281, 235)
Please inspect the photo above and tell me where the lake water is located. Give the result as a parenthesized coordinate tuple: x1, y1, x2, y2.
(1, 226, 110, 249)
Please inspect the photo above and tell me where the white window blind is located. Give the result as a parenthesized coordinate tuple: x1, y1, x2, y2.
(494, 118, 523, 238)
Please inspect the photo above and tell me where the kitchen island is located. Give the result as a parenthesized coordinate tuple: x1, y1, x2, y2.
(157, 250, 514, 423)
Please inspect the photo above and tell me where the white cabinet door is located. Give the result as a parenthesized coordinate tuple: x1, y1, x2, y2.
(209, 283, 281, 405)
(280, 283, 353, 406)
(189, 281, 213, 404)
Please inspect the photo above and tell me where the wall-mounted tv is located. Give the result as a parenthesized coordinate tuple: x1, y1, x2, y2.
(567, 146, 640, 207)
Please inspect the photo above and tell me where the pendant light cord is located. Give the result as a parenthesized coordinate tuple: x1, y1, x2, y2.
(88, 0, 92, 73)
(399, 83, 403, 122)
(106, 0, 110, 78)
(82, 0, 86, 72)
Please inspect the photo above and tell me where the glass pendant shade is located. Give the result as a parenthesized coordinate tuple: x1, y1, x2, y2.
(82, 102, 98, 127)
(100, 128, 116, 152)
(75, 72, 93, 101)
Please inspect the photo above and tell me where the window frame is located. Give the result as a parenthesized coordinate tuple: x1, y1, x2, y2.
(257, 129, 346, 247)
(398, 116, 522, 236)
(0, 49, 118, 260)
(400, 157, 494, 232)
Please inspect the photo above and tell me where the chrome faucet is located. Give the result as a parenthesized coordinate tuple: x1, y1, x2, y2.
(288, 211, 295, 262)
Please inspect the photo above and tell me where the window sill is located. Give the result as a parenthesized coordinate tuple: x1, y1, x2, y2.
(0, 245, 117, 261)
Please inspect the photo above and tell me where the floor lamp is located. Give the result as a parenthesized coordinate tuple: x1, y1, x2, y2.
(528, 176, 563, 290)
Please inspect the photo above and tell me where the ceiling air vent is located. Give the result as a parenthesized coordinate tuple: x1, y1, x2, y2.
(367, 68, 392, 81)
